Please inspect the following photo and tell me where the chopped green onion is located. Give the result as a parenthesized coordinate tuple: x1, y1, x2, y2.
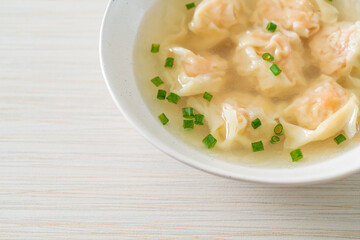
(270, 64, 282, 76)
(158, 113, 169, 125)
(157, 89, 167, 100)
(182, 107, 194, 118)
(274, 123, 284, 136)
(186, 2, 196, 10)
(262, 53, 274, 62)
(151, 44, 160, 53)
(165, 57, 174, 68)
(252, 141, 264, 152)
(270, 136, 280, 144)
(151, 76, 164, 87)
(290, 149, 303, 162)
(202, 134, 217, 149)
(203, 92, 213, 102)
(251, 118, 262, 129)
(183, 120, 194, 129)
(166, 92, 181, 104)
(334, 134, 346, 145)
(266, 22, 277, 32)
(195, 114, 205, 125)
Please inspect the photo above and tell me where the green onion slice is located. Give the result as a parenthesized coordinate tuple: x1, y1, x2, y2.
(151, 44, 160, 53)
(202, 134, 217, 149)
(182, 107, 195, 118)
(183, 120, 194, 129)
(274, 123, 284, 136)
(195, 114, 205, 125)
(165, 57, 174, 68)
(158, 113, 169, 125)
(266, 22, 277, 32)
(252, 141, 264, 152)
(203, 92, 213, 102)
(157, 89, 167, 100)
(262, 53, 274, 62)
(334, 134, 346, 145)
(290, 149, 303, 162)
(251, 118, 262, 129)
(270, 64, 282, 76)
(166, 92, 181, 104)
(186, 2, 196, 10)
(151, 76, 164, 87)
(270, 136, 280, 144)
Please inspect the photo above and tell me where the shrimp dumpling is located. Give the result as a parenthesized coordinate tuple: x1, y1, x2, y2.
(309, 21, 360, 86)
(164, 47, 228, 96)
(188, 92, 277, 149)
(234, 29, 306, 98)
(281, 75, 359, 149)
(253, 0, 338, 38)
(189, 0, 248, 48)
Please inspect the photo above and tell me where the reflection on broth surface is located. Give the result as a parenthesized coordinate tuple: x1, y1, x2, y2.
(134, 0, 360, 166)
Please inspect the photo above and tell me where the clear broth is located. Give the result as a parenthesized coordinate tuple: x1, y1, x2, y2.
(134, 0, 360, 167)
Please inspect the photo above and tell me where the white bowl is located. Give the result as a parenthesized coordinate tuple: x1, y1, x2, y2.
(100, 0, 360, 186)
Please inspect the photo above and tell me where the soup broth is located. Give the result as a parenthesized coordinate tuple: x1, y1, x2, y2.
(134, 0, 360, 166)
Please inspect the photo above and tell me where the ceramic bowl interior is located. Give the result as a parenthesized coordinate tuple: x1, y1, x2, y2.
(100, 0, 360, 185)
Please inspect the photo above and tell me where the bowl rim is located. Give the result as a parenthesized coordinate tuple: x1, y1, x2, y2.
(99, 0, 360, 186)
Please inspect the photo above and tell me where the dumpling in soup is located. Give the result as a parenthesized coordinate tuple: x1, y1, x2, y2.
(189, 0, 248, 48)
(281, 75, 359, 149)
(234, 28, 306, 98)
(188, 92, 277, 149)
(309, 21, 360, 86)
(163, 47, 228, 96)
(253, 0, 338, 38)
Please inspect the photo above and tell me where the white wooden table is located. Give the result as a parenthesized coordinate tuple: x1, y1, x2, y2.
(0, 1, 359, 239)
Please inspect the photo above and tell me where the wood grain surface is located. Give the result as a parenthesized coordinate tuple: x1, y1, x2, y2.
(0, 0, 359, 239)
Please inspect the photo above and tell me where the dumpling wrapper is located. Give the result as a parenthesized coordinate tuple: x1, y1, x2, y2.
(331, 0, 360, 22)
(189, 0, 249, 48)
(253, 0, 338, 38)
(234, 28, 306, 98)
(188, 92, 277, 149)
(314, 0, 338, 24)
(309, 21, 360, 86)
(163, 47, 228, 97)
(281, 76, 359, 149)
